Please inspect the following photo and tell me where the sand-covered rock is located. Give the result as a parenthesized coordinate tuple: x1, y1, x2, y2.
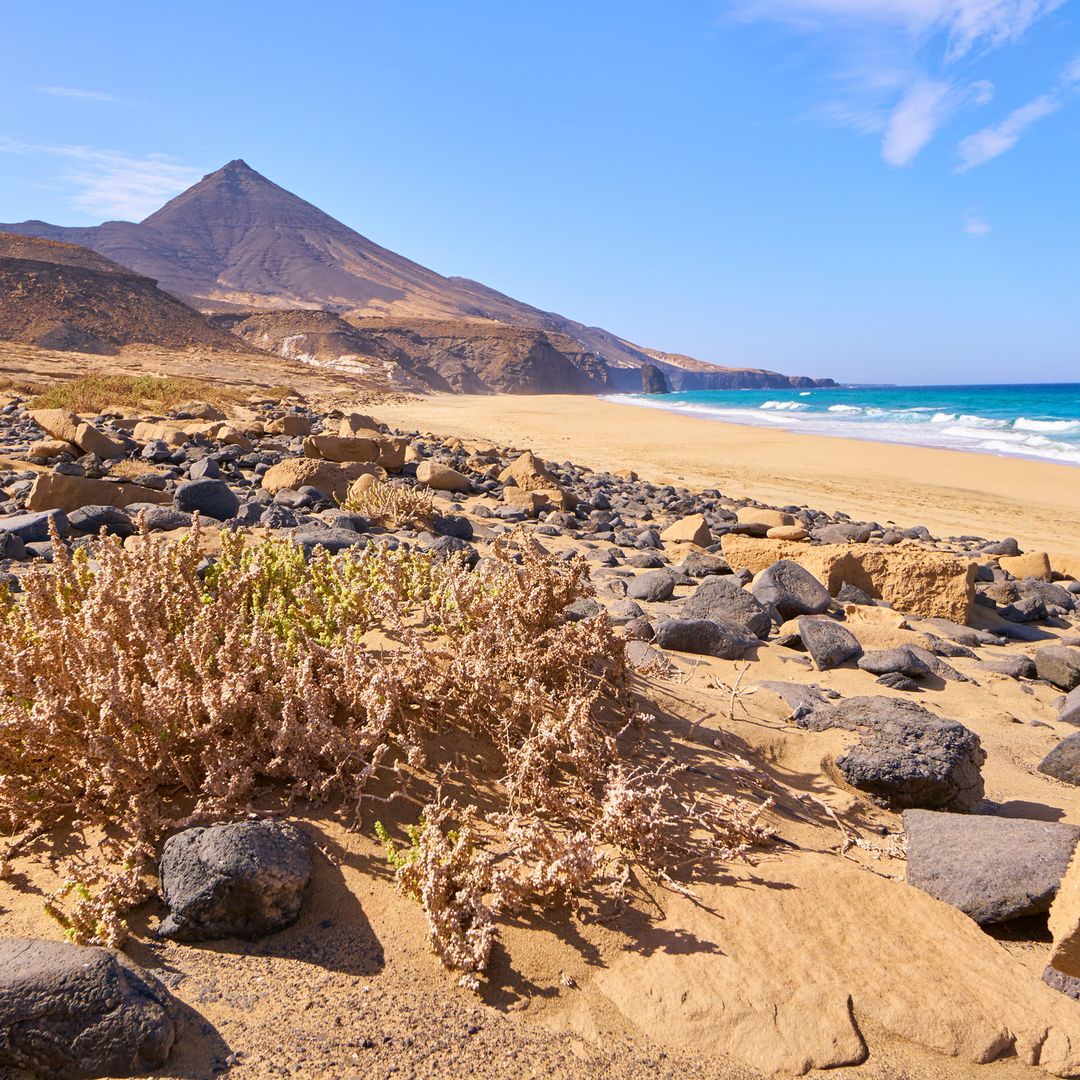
(724, 536, 977, 622)
(302, 434, 380, 463)
(261, 458, 383, 500)
(660, 513, 712, 547)
(27, 472, 171, 513)
(30, 408, 127, 460)
(904, 809, 1080, 924)
(416, 460, 471, 492)
(1000, 550, 1053, 581)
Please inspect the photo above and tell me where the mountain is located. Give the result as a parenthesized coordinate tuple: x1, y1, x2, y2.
(0, 232, 249, 355)
(1, 160, 836, 391)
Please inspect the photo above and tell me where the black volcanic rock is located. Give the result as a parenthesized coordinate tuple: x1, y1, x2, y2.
(640, 363, 669, 393)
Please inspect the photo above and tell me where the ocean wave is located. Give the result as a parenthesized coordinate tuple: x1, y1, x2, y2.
(1013, 417, 1080, 433)
(827, 404, 861, 413)
(759, 400, 809, 411)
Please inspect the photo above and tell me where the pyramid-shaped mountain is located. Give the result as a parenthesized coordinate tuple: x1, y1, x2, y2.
(1, 160, 834, 389)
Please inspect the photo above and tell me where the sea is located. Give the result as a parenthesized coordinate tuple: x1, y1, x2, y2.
(604, 383, 1080, 467)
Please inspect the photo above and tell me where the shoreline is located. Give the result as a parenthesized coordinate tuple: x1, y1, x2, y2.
(376, 392, 1080, 553)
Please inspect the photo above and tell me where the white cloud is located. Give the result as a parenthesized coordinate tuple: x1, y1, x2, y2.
(731, 0, 1066, 165)
(35, 86, 122, 104)
(882, 79, 951, 163)
(739, 0, 1066, 58)
(0, 138, 199, 220)
(955, 54, 1080, 170)
(964, 208, 991, 234)
(956, 93, 1059, 168)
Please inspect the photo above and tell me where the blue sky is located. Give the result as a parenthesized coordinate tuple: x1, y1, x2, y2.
(1, 1, 1077, 384)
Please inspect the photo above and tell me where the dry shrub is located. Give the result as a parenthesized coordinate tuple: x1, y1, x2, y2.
(0, 522, 770, 980)
(27, 374, 249, 414)
(341, 479, 435, 529)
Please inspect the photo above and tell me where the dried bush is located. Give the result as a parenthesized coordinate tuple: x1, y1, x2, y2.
(340, 479, 435, 529)
(0, 521, 771, 977)
(26, 374, 287, 414)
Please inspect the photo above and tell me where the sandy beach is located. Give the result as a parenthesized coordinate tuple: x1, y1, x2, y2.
(377, 393, 1080, 554)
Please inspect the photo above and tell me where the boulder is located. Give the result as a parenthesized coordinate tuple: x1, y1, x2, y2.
(262, 459, 383, 501)
(676, 552, 731, 578)
(27, 438, 79, 460)
(132, 421, 190, 448)
(802, 696, 985, 811)
(1039, 733, 1080, 786)
(737, 507, 794, 529)
(30, 408, 126, 460)
(1050, 850, 1080, 978)
(338, 412, 384, 436)
(174, 479, 240, 521)
(904, 809, 1080, 924)
(766, 525, 809, 541)
(302, 434, 380, 464)
(0, 938, 180, 1079)
(158, 819, 313, 941)
(1035, 646, 1080, 691)
(811, 523, 873, 545)
(681, 576, 772, 639)
(68, 505, 135, 537)
(654, 617, 757, 659)
(1000, 551, 1053, 582)
(27, 473, 171, 513)
(857, 647, 933, 679)
(640, 363, 669, 393)
(499, 450, 556, 491)
(798, 617, 863, 670)
(0, 508, 70, 542)
(723, 536, 977, 622)
(504, 487, 555, 514)
(1059, 687, 1080, 727)
(415, 460, 471, 493)
(267, 414, 312, 437)
(660, 514, 712, 548)
(627, 570, 676, 603)
(752, 559, 831, 619)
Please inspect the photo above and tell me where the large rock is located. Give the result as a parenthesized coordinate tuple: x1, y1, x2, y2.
(302, 434, 380, 463)
(1059, 687, 1080, 727)
(1035, 645, 1080, 691)
(68, 505, 135, 537)
(904, 810, 1080, 924)
(131, 421, 190, 448)
(798, 617, 863, 670)
(1050, 850, 1080, 977)
(640, 363, 669, 393)
(174, 478, 240, 521)
(857, 646, 932, 678)
(803, 696, 985, 810)
(26, 473, 171, 513)
(1000, 551, 1053, 582)
(681, 576, 771, 638)
(1039, 733, 1080, 786)
(415, 460, 471, 493)
(751, 559, 831, 619)
(627, 569, 676, 602)
(737, 507, 794, 529)
(654, 617, 758, 659)
(0, 938, 180, 1078)
(498, 451, 576, 508)
(266, 414, 312, 437)
(723, 536, 977, 622)
(158, 819, 313, 941)
(660, 514, 712, 548)
(261, 458, 382, 500)
(0, 508, 70, 542)
(30, 408, 126, 460)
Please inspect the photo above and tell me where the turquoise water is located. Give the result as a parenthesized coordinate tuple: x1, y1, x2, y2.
(605, 383, 1080, 466)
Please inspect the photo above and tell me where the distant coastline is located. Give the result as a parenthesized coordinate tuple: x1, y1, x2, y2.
(605, 382, 1080, 467)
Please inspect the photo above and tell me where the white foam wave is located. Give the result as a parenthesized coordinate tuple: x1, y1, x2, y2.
(1014, 417, 1080, 433)
(827, 404, 861, 413)
(759, 400, 809, 411)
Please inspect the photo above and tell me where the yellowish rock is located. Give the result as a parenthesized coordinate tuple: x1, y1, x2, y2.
(27, 438, 79, 460)
(415, 460, 471, 492)
(1050, 849, 1080, 978)
(737, 507, 794, 528)
(303, 435, 380, 464)
(660, 514, 712, 547)
(30, 408, 126, 460)
(133, 421, 190, 447)
(27, 473, 171, 513)
(1051, 553, 1080, 582)
(999, 551, 1053, 582)
(723, 535, 976, 622)
(261, 459, 384, 500)
(766, 525, 809, 541)
(338, 412, 384, 436)
(266, 414, 312, 437)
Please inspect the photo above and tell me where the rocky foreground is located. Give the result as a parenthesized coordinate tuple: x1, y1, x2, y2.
(3, 387, 1080, 1079)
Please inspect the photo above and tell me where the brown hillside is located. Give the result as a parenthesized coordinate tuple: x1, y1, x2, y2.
(0, 233, 251, 356)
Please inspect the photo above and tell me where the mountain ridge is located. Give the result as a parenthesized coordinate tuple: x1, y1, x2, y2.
(0, 160, 836, 392)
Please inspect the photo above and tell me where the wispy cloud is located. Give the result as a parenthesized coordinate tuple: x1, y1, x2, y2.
(35, 86, 122, 104)
(964, 208, 991, 235)
(955, 53, 1080, 170)
(0, 138, 199, 220)
(730, 0, 1067, 166)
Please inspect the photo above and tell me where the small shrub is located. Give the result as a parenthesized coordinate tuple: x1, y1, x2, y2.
(0, 521, 771, 977)
(27, 374, 248, 414)
(341, 479, 434, 529)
